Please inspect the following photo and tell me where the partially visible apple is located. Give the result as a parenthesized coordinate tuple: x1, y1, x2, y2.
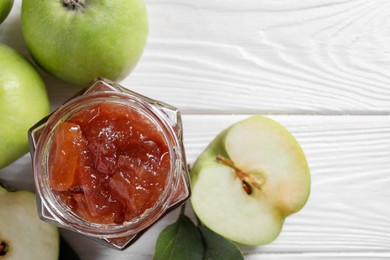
(190, 116, 310, 246)
(0, 44, 50, 169)
(21, 0, 148, 86)
(0, 0, 13, 24)
(0, 185, 59, 259)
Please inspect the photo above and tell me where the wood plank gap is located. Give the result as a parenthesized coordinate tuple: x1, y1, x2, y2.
(179, 111, 390, 116)
(245, 251, 390, 257)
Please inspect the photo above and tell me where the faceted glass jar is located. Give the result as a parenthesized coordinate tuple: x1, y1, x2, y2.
(28, 78, 191, 250)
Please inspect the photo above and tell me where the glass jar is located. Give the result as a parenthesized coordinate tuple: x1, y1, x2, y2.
(28, 78, 191, 250)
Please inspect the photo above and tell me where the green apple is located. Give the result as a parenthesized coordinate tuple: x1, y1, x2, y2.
(21, 0, 148, 86)
(0, 185, 59, 259)
(0, 44, 50, 169)
(0, 0, 13, 24)
(190, 116, 310, 246)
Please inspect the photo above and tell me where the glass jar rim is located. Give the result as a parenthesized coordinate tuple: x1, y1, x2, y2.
(33, 90, 182, 238)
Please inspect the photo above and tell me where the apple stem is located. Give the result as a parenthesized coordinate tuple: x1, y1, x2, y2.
(63, 0, 86, 10)
(216, 155, 264, 194)
(0, 241, 8, 256)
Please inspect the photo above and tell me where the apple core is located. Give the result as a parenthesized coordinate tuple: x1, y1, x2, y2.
(216, 155, 265, 195)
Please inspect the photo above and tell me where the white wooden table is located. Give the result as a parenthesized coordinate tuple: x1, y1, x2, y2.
(1, 0, 390, 259)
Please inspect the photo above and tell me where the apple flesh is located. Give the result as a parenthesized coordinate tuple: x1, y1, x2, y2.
(0, 44, 50, 169)
(21, 0, 148, 86)
(0, 186, 59, 259)
(190, 116, 310, 246)
(0, 0, 13, 24)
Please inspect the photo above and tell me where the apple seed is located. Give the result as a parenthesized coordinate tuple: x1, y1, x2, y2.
(0, 241, 8, 256)
(216, 155, 264, 194)
(242, 181, 252, 195)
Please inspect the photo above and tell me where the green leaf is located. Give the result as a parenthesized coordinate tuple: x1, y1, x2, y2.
(153, 214, 204, 260)
(59, 236, 80, 260)
(199, 225, 244, 260)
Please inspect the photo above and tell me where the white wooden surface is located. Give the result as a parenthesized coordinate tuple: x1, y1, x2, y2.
(1, 0, 390, 259)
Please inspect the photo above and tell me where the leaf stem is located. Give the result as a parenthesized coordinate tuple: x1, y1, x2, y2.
(179, 203, 186, 216)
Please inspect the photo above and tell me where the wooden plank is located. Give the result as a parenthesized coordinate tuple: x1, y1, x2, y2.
(1, 115, 389, 259)
(1, 1, 390, 114)
(125, 0, 390, 114)
(183, 115, 390, 255)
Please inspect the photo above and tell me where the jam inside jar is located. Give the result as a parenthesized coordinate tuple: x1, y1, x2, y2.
(29, 78, 191, 249)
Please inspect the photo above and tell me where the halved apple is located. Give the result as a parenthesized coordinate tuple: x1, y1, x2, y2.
(0, 186, 59, 259)
(190, 116, 310, 246)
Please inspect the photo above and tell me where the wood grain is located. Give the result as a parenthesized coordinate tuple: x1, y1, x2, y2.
(1, 0, 389, 114)
(1, 0, 390, 259)
(125, 0, 390, 114)
(2, 115, 389, 259)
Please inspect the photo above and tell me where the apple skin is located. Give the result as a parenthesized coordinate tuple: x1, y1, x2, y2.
(21, 0, 148, 86)
(0, 186, 59, 259)
(190, 116, 310, 246)
(0, 0, 13, 24)
(0, 44, 50, 169)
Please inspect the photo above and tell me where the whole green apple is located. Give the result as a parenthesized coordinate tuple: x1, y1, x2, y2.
(0, 0, 13, 24)
(0, 44, 50, 169)
(21, 0, 148, 86)
(0, 186, 59, 259)
(190, 116, 310, 246)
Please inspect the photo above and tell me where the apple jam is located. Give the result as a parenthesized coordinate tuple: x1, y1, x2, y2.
(29, 78, 190, 249)
(49, 102, 171, 224)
